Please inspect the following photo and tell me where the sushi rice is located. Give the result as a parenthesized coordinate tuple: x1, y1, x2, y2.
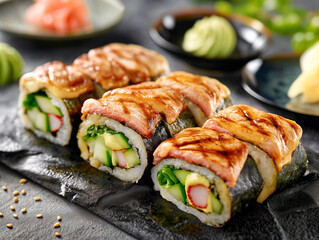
(77, 114, 148, 183)
(151, 158, 231, 227)
(245, 142, 277, 203)
(18, 89, 72, 146)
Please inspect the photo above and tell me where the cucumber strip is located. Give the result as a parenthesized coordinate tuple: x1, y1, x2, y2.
(165, 183, 187, 204)
(104, 132, 131, 150)
(122, 148, 140, 168)
(113, 133, 131, 148)
(211, 192, 223, 214)
(158, 165, 224, 215)
(173, 169, 191, 185)
(27, 107, 50, 133)
(93, 137, 112, 167)
(35, 95, 63, 116)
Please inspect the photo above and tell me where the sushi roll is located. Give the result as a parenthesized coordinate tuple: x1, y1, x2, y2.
(73, 43, 170, 97)
(77, 82, 197, 182)
(151, 128, 263, 227)
(203, 105, 308, 203)
(156, 71, 232, 126)
(18, 61, 94, 146)
(19, 43, 170, 146)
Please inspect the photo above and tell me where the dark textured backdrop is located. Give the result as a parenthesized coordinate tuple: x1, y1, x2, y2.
(0, 0, 319, 239)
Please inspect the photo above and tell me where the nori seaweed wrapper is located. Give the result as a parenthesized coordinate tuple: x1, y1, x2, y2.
(216, 97, 233, 114)
(141, 109, 197, 181)
(163, 108, 197, 136)
(146, 108, 197, 158)
(62, 92, 96, 120)
(229, 156, 263, 214)
(1, 90, 319, 239)
(277, 143, 308, 191)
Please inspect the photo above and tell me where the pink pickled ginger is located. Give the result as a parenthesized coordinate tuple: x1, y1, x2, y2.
(25, 0, 91, 34)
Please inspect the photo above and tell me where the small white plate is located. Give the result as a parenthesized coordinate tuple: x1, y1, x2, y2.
(0, 0, 125, 41)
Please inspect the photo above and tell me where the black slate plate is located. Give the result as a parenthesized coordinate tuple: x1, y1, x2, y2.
(149, 7, 272, 71)
(242, 54, 319, 117)
(1, 85, 319, 239)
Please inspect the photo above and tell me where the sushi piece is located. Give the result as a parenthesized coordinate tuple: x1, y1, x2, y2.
(18, 61, 94, 146)
(77, 82, 197, 182)
(203, 105, 308, 203)
(151, 128, 263, 227)
(18, 43, 170, 145)
(156, 71, 232, 126)
(73, 43, 170, 97)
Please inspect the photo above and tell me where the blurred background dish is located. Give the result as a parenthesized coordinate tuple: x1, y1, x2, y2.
(0, 0, 125, 41)
(242, 54, 319, 117)
(149, 7, 272, 71)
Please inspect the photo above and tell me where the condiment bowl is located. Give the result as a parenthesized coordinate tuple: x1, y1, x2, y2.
(150, 7, 272, 71)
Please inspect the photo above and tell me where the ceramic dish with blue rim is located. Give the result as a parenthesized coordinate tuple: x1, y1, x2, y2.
(0, 0, 125, 41)
(242, 54, 319, 117)
(149, 7, 272, 71)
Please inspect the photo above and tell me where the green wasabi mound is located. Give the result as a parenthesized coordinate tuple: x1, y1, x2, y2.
(182, 15, 237, 59)
(0, 43, 24, 85)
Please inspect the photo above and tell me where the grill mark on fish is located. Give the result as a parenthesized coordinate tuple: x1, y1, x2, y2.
(109, 47, 150, 79)
(192, 75, 219, 104)
(20, 61, 94, 99)
(105, 83, 185, 124)
(75, 53, 129, 87)
(157, 72, 230, 118)
(204, 105, 302, 171)
(81, 81, 185, 138)
(153, 128, 248, 187)
(112, 45, 156, 74)
(163, 128, 244, 156)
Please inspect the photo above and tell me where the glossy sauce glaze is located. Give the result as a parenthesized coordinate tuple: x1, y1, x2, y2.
(121, 82, 186, 123)
(156, 71, 230, 118)
(81, 97, 162, 139)
(81, 82, 186, 139)
(72, 53, 130, 91)
(20, 61, 94, 99)
(21, 43, 170, 99)
(203, 105, 302, 171)
(99, 43, 169, 83)
(153, 128, 248, 188)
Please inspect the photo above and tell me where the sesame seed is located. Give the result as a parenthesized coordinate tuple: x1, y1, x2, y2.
(21, 208, 27, 213)
(21, 189, 26, 195)
(34, 197, 41, 201)
(13, 214, 18, 219)
(7, 223, 13, 228)
(36, 214, 43, 218)
(57, 216, 62, 221)
(13, 197, 19, 203)
(13, 191, 19, 196)
(10, 206, 15, 211)
(54, 222, 60, 228)
(55, 232, 61, 238)
(19, 179, 27, 185)
(0, 213, 3, 217)
(2, 186, 7, 191)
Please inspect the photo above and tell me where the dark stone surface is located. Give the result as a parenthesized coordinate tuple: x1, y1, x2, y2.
(1, 0, 319, 239)
(0, 163, 135, 240)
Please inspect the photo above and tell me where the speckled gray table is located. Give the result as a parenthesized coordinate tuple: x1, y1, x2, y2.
(1, 0, 319, 239)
